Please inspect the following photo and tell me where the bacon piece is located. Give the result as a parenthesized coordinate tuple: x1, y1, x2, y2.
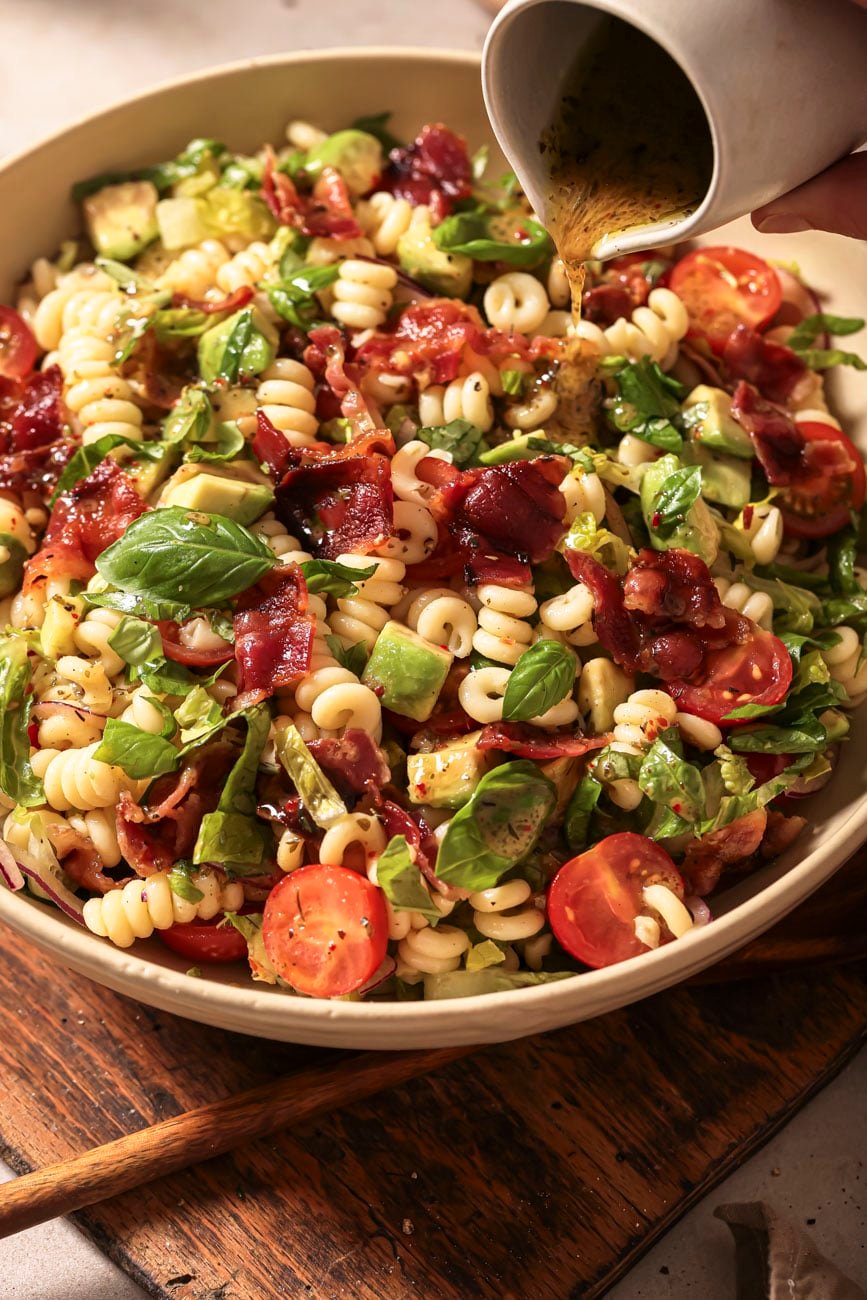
(477, 723, 610, 760)
(680, 808, 769, 897)
(722, 324, 806, 404)
(0, 438, 74, 499)
(355, 299, 485, 385)
(431, 458, 568, 565)
(564, 550, 643, 670)
(172, 285, 254, 314)
(465, 552, 533, 588)
(305, 325, 386, 439)
(0, 367, 67, 452)
(24, 458, 147, 591)
(60, 831, 122, 895)
(729, 380, 806, 484)
(233, 565, 315, 707)
(582, 284, 636, 326)
(116, 742, 237, 876)
(261, 150, 361, 239)
(623, 548, 729, 630)
(380, 123, 472, 221)
(253, 409, 292, 482)
(307, 730, 391, 802)
(761, 810, 807, 860)
(274, 431, 394, 559)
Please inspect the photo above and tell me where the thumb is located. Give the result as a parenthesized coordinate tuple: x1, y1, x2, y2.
(751, 152, 867, 240)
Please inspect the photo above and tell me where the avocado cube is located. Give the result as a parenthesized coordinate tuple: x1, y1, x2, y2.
(304, 129, 383, 196)
(640, 454, 719, 566)
(683, 385, 754, 459)
(397, 213, 473, 298)
(84, 181, 158, 260)
(362, 620, 453, 722)
(681, 442, 751, 509)
(162, 467, 274, 526)
(406, 731, 496, 809)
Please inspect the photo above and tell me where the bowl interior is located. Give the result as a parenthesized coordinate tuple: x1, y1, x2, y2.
(0, 49, 865, 1048)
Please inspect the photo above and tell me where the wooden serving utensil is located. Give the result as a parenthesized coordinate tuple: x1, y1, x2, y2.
(0, 857, 863, 1239)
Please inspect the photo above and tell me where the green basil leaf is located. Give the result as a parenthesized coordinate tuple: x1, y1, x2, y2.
(609, 358, 683, 426)
(326, 634, 369, 677)
(796, 347, 866, 372)
(729, 715, 828, 755)
(193, 703, 271, 869)
(500, 369, 525, 397)
(0, 638, 43, 807)
(85, 589, 192, 623)
(637, 728, 705, 823)
(167, 861, 204, 903)
(648, 464, 702, 538)
(274, 721, 347, 829)
(620, 416, 683, 453)
(700, 755, 811, 834)
(184, 421, 246, 464)
(350, 111, 403, 153)
(375, 835, 440, 924)
(113, 310, 156, 365)
(563, 771, 602, 852)
(423, 968, 574, 999)
(174, 686, 224, 744)
(777, 629, 841, 666)
(266, 265, 340, 331)
(162, 387, 213, 445)
(731, 570, 821, 635)
(300, 557, 376, 598)
(416, 419, 487, 467)
(827, 527, 859, 596)
(432, 211, 553, 268)
(50, 434, 164, 504)
(593, 746, 644, 783)
(787, 312, 864, 350)
(95, 257, 161, 296)
(198, 307, 274, 383)
(501, 640, 577, 722)
(435, 760, 557, 892)
(107, 616, 163, 667)
(139, 657, 198, 694)
(151, 307, 212, 341)
(96, 507, 275, 606)
(94, 718, 179, 778)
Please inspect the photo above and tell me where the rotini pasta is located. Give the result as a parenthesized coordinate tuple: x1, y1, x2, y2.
(418, 372, 495, 432)
(83, 870, 244, 948)
(330, 259, 397, 330)
(570, 287, 688, 366)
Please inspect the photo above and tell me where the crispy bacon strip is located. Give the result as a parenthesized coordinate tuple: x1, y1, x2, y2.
(233, 566, 315, 708)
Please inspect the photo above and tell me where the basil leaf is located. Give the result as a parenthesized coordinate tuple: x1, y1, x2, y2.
(113, 311, 155, 365)
(827, 527, 859, 596)
(96, 507, 275, 607)
(501, 640, 577, 722)
(607, 359, 684, 440)
(326, 634, 368, 677)
(95, 257, 161, 296)
(435, 760, 556, 892)
(152, 307, 212, 341)
(593, 747, 644, 783)
(184, 421, 246, 464)
(85, 589, 192, 623)
(416, 419, 487, 467)
(0, 638, 42, 807)
(732, 570, 821, 635)
(174, 686, 224, 743)
(168, 861, 204, 903)
(107, 616, 163, 667)
(139, 657, 199, 694)
(700, 755, 811, 834)
(637, 728, 705, 823)
(350, 111, 403, 153)
(266, 265, 340, 331)
(94, 718, 179, 778)
(729, 714, 828, 755)
(375, 835, 440, 924)
(648, 464, 702, 538)
(500, 369, 525, 397)
(50, 434, 164, 504)
(193, 703, 270, 869)
(787, 312, 864, 350)
(300, 557, 376, 598)
(162, 387, 213, 445)
(274, 721, 346, 829)
(424, 969, 573, 999)
(796, 347, 866, 372)
(777, 629, 841, 666)
(198, 308, 273, 383)
(564, 771, 602, 852)
(433, 211, 553, 268)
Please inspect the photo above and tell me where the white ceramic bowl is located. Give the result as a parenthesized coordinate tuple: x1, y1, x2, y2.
(0, 49, 865, 1049)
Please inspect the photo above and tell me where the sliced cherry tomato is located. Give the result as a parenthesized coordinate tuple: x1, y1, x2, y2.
(779, 421, 866, 539)
(157, 619, 234, 668)
(667, 629, 793, 726)
(669, 246, 782, 353)
(547, 832, 684, 969)
(745, 752, 793, 786)
(262, 864, 388, 998)
(0, 306, 37, 380)
(158, 914, 250, 964)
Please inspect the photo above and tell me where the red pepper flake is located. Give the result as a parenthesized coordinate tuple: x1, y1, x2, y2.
(743, 504, 754, 528)
(651, 511, 662, 529)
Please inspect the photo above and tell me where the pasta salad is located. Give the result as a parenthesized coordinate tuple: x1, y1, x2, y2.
(0, 115, 864, 1001)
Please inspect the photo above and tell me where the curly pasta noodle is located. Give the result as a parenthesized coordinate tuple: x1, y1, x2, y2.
(484, 271, 550, 334)
(357, 193, 429, 256)
(31, 742, 134, 811)
(83, 870, 245, 948)
(329, 554, 406, 652)
(822, 626, 867, 705)
(0, 496, 36, 557)
(252, 514, 313, 566)
(538, 582, 596, 648)
(406, 588, 476, 657)
(56, 305, 147, 445)
(292, 600, 383, 739)
(375, 501, 438, 566)
(504, 383, 559, 431)
(571, 287, 688, 368)
(389, 441, 453, 508)
(31, 264, 117, 351)
(68, 808, 122, 868)
(417, 372, 494, 432)
(608, 689, 678, 809)
(714, 577, 773, 631)
(330, 259, 397, 330)
(471, 582, 537, 667)
(560, 468, 606, 524)
(470, 879, 545, 942)
(617, 434, 659, 467)
(576, 658, 634, 734)
(250, 358, 320, 446)
(547, 256, 571, 309)
(742, 504, 784, 566)
(156, 239, 230, 300)
(319, 811, 387, 870)
(73, 607, 125, 676)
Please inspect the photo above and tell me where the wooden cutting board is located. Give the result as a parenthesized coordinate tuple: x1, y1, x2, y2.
(0, 860, 864, 1300)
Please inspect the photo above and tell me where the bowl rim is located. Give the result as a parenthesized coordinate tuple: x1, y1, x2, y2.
(0, 44, 863, 1040)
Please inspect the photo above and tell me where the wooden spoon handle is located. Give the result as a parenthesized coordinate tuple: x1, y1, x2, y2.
(0, 1044, 471, 1239)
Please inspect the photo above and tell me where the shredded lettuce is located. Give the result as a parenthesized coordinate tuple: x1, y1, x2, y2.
(274, 721, 346, 829)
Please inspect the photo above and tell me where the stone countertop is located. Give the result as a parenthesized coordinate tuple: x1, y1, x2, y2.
(0, 1, 863, 1295)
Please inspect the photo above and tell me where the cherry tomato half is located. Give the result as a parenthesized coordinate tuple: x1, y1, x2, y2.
(0, 306, 37, 380)
(779, 421, 866, 539)
(744, 752, 793, 786)
(669, 246, 782, 354)
(262, 864, 388, 998)
(158, 915, 250, 964)
(666, 629, 793, 726)
(547, 832, 684, 969)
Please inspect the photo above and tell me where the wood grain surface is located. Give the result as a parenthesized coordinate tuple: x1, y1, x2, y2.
(0, 862, 864, 1299)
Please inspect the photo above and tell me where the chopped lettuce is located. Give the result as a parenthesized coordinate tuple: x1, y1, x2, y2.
(375, 835, 440, 924)
(0, 639, 43, 807)
(274, 721, 346, 829)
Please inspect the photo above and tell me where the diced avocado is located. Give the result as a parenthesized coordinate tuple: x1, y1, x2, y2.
(84, 181, 159, 260)
(682, 385, 754, 459)
(304, 130, 383, 196)
(397, 212, 473, 298)
(682, 442, 751, 510)
(406, 730, 496, 809)
(155, 196, 208, 251)
(479, 433, 545, 465)
(197, 308, 275, 383)
(362, 620, 453, 722)
(162, 467, 274, 525)
(40, 596, 83, 659)
(577, 657, 634, 734)
(0, 534, 26, 600)
(124, 444, 179, 503)
(640, 455, 719, 566)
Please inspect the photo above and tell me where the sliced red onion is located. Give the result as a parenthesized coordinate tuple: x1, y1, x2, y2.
(685, 895, 712, 927)
(0, 839, 25, 891)
(773, 267, 824, 340)
(357, 954, 397, 996)
(31, 700, 102, 722)
(15, 856, 85, 923)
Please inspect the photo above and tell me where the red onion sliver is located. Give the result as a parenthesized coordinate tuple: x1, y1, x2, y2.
(16, 859, 85, 924)
(0, 839, 25, 892)
(685, 895, 712, 927)
(357, 954, 397, 997)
